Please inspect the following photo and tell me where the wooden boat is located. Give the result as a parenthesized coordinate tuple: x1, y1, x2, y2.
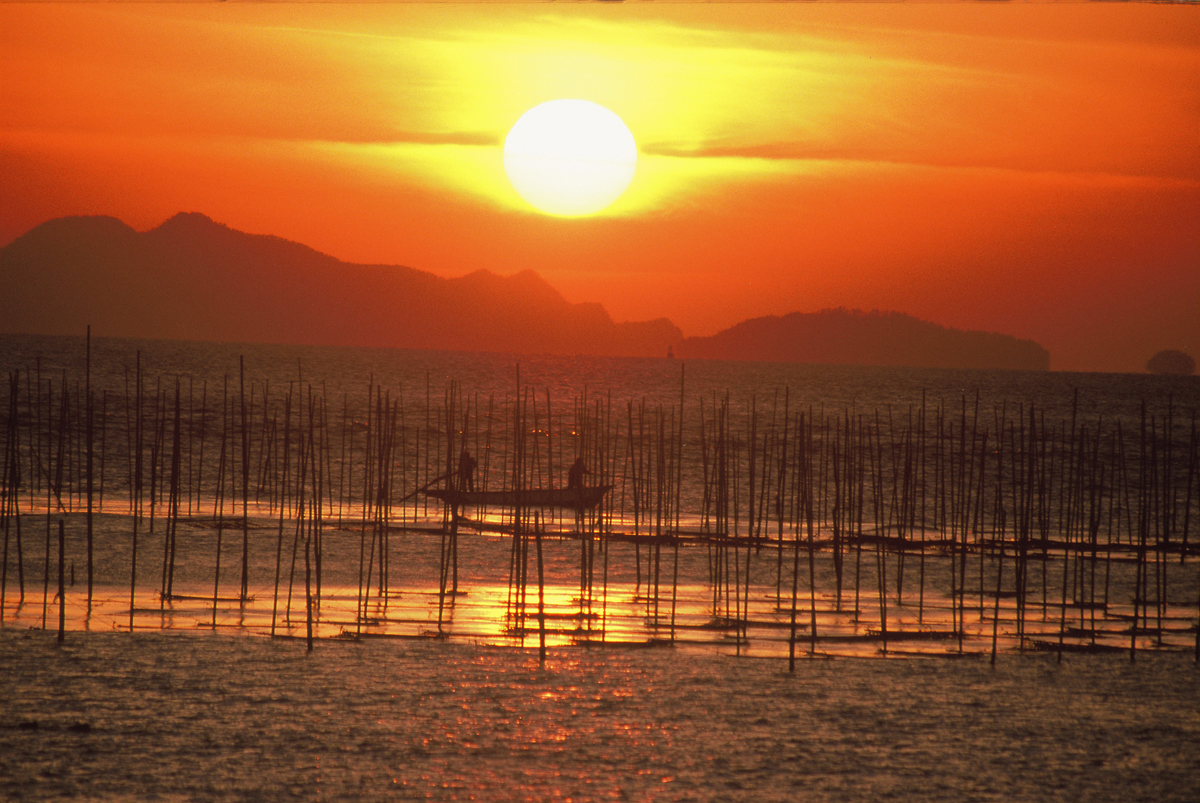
(422, 485, 612, 510)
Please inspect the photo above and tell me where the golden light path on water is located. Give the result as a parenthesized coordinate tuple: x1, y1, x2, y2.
(4, 505, 1195, 660)
(4, 583, 1199, 802)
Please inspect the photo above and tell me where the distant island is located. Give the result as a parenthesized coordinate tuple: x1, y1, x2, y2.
(677, 309, 1049, 371)
(1, 213, 1048, 370)
(1146, 349, 1195, 376)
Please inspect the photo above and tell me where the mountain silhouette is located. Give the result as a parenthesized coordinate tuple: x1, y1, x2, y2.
(675, 309, 1049, 371)
(0, 213, 680, 357)
(2, 213, 1049, 370)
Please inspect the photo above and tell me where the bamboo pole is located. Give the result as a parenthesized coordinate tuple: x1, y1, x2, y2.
(211, 377, 229, 629)
(273, 385, 292, 636)
(240, 356, 250, 603)
(127, 355, 140, 632)
(85, 328, 93, 608)
(57, 519, 65, 643)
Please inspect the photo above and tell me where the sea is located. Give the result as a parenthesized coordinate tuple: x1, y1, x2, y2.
(1, 333, 1198, 802)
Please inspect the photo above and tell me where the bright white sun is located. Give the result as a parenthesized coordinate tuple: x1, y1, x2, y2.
(503, 99, 637, 217)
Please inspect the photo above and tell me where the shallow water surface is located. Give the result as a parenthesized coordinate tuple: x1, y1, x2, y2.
(2, 631, 1197, 802)
(3, 337, 1199, 801)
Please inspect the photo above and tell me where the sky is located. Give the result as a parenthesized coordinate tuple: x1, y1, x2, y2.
(2, 3, 1197, 373)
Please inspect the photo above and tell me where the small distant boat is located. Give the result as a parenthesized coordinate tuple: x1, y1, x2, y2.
(423, 485, 612, 510)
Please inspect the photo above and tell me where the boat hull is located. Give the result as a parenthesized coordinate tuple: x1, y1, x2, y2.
(422, 486, 612, 510)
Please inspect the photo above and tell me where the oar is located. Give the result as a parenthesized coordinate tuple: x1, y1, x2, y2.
(398, 472, 453, 504)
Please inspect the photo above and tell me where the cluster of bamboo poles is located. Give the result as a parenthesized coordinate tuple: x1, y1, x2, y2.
(2, 340, 1198, 662)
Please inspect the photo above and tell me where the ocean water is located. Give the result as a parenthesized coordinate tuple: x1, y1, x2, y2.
(2, 334, 1199, 801)
(3, 331, 1197, 422)
(2, 630, 1198, 803)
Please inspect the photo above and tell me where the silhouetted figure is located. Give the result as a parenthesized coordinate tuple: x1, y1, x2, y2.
(457, 449, 477, 492)
(567, 457, 589, 490)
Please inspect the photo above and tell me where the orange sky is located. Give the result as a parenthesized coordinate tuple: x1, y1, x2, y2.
(2, 3, 1197, 373)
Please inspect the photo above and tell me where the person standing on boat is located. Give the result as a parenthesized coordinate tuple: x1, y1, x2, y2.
(567, 457, 589, 490)
(457, 449, 477, 492)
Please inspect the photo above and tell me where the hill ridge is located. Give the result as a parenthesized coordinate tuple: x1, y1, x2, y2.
(2, 213, 1047, 369)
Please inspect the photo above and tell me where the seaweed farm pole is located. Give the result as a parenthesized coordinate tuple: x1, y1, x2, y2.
(536, 510, 547, 666)
(830, 420, 843, 615)
(672, 364, 686, 641)
(1132, 403, 1149, 663)
(898, 407, 914, 616)
(360, 380, 374, 591)
(373, 388, 386, 598)
(74, 378, 83, 514)
(2, 371, 22, 613)
(239, 356, 250, 603)
(853, 413, 868, 628)
(838, 413, 852, 610)
(194, 381, 208, 523)
(159, 389, 172, 605)
(98, 389, 107, 517)
(1085, 421, 1104, 645)
(1057, 416, 1080, 663)
(654, 405, 665, 628)
(312, 390, 325, 610)
(147, 381, 161, 536)
(748, 395, 758, 543)
(872, 411, 889, 655)
(761, 392, 778, 550)
(186, 378, 193, 516)
(129, 352, 142, 633)
(382, 391, 396, 600)
(85, 326, 94, 608)
(438, 388, 453, 634)
(1182, 411, 1196, 565)
(991, 533, 1005, 665)
(775, 389, 789, 607)
(972, 428, 989, 653)
(1018, 405, 1034, 649)
(338, 393, 348, 528)
(0, 377, 8, 620)
(1159, 407, 1175, 647)
(787, 411, 804, 661)
(788, 461, 801, 673)
(921, 407, 933, 618)
(962, 395, 981, 649)
(1106, 422, 1127, 628)
(57, 519, 65, 643)
(211, 378, 229, 629)
(946, 403, 960, 647)
(978, 405, 999, 621)
(1182, 413, 1199, 662)
(166, 381, 182, 600)
(43, 378, 55, 628)
(304, 509, 314, 653)
(509, 369, 530, 641)
(804, 411, 819, 655)
(272, 386, 292, 636)
(286, 394, 311, 627)
(359, 390, 378, 625)
(505, 368, 520, 634)
(628, 400, 641, 587)
(1156, 407, 1169, 647)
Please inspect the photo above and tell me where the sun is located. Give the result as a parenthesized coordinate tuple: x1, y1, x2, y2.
(503, 100, 637, 217)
